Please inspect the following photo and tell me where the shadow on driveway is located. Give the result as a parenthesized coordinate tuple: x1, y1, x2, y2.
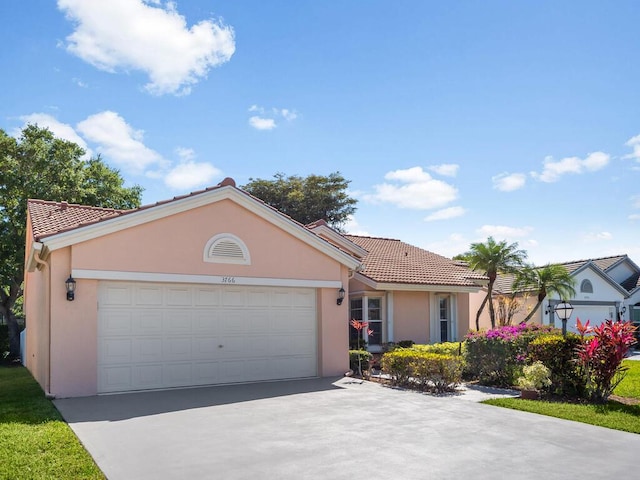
(54, 376, 343, 423)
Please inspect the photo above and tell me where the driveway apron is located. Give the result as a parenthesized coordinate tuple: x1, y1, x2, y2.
(54, 377, 640, 480)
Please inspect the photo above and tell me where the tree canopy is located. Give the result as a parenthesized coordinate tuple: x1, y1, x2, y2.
(1, 125, 143, 359)
(455, 236, 527, 329)
(241, 172, 357, 230)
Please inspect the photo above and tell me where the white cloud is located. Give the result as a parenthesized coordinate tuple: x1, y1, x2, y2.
(57, 0, 235, 96)
(77, 111, 165, 173)
(175, 147, 195, 162)
(279, 108, 298, 122)
(424, 206, 466, 221)
(247, 105, 298, 130)
(72, 77, 88, 88)
(583, 231, 613, 241)
(629, 214, 640, 221)
(428, 164, 459, 177)
(365, 167, 458, 209)
(625, 134, 640, 162)
(531, 152, 610, 183)
(492, 172, 526, 192)
(249, 116, 277, 131)
(164, 160, 221, 190)
(422, 233, 471, 259)
(477, 225, 534, 238)
(19, 113, 92, 158)
(343, 216, 370, 236)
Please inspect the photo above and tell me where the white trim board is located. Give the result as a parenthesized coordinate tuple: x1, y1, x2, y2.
(354, 272, 483, 293)
(73, 269, 342, 289)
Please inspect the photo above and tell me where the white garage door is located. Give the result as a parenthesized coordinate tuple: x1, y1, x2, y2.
(97, 281, 317, 393)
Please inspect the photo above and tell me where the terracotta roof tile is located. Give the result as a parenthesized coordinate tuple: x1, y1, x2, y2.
(28, 200, 126, 240)
(345, 235, 487, 287)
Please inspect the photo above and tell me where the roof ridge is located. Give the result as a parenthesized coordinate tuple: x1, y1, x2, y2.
(344, 234, 401, 242)
(555, 254, 627, 266)
(27, 199, 127, 213)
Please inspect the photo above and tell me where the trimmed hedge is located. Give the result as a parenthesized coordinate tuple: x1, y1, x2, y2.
(381, 349, 463, 393)
(412, 341, 465, 357)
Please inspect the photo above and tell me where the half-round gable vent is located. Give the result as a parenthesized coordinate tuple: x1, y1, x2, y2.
(203, 234, 251, 265)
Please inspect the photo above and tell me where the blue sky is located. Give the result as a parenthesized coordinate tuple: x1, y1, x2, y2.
(2, 1, 639, 265)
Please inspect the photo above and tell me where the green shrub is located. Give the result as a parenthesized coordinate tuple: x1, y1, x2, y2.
(381, 349, 463, 393)
(349, 350, 372, 373)
(464, 324, 557, 387)
(527, 333, 585, 397)
(412, 342, 465, 356)
(516, 361, 552, 391)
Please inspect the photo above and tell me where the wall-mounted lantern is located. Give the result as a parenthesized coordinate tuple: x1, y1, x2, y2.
(65, 276, 76, 301)
(337, 287, 346, 306)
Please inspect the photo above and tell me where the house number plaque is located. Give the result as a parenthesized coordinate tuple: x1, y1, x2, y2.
(221, 276, 236, 284)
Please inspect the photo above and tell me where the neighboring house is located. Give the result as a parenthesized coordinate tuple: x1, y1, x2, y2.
(307, 221, 488, 351)
(472, 255, 640, 332)
(24, 179, 361, 397)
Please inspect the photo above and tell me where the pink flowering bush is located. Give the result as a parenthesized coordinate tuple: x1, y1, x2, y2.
(464, 323, 557, 386)
(575, 318, 637, 403)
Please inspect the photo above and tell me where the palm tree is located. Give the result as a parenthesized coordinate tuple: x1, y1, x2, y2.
(512, 264, 576, 323)
(456, 237, 527, 329)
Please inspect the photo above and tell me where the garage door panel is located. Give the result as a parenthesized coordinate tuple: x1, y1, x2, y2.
(192, 336, 221, 359)
(100, 338, 132, 364)
(98, 282, 317, 393)
(133, 365, 163, 389)
(163, 363, 193, 387)
(99, 311, 133, 335)
(133, 310, 164, 334)
(163, 310, 192, 334)
(101, 285, 132, 306)
(193, 312, 219, 333)
(163, 337, 192, 361)
(222, 288, 245, 306)
(135, 285, 163, 305)
(193, 362, 220, 384)
(132, 338, 163, 363)
(100, 366, 132, 391)
(166, 287, 192, 306)
(195, 288, 220, 306)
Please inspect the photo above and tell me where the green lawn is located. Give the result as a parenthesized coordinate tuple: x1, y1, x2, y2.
(0, 366, 104, 480)
(613, 359, 640, 398)
(483, 359, 640, 434)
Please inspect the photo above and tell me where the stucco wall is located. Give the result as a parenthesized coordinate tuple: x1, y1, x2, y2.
(393, 291, 430, 344)
(72, 200, 340, 281)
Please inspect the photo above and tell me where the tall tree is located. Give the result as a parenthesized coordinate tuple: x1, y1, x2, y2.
(0, 125, 143, 359)
(456, 237, 527, 329)
(242, 172, 357, 230)
(512, 264, 576, 323)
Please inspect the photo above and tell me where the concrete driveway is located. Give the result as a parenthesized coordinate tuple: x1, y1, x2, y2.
(54, 378, 639, 480)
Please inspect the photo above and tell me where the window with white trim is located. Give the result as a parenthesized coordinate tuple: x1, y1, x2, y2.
(203, 233, 251, 265)
(349, 296, 384, 349)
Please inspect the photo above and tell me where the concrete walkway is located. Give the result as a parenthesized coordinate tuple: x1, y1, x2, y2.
(55, 378, 639, 480)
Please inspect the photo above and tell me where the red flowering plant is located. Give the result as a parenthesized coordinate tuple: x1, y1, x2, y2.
(350, 319, 373, 378)
(575, 318, 637, 403)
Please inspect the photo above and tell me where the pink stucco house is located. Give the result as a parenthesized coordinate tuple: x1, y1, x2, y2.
(24, 178, 486, 397)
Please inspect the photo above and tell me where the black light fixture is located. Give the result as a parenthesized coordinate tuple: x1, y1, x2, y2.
(554, 300, 574, 336)
(337, 287, 345, 306)
(619, 304, 627, 320)
(65, 276, 76, 301)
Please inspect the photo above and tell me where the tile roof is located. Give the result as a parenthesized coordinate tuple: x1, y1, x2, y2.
(344, 235, 487, 287)
(28, 200, 127, 240)
(492, 254, 634, 295)
(555, 255, 626, 274)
